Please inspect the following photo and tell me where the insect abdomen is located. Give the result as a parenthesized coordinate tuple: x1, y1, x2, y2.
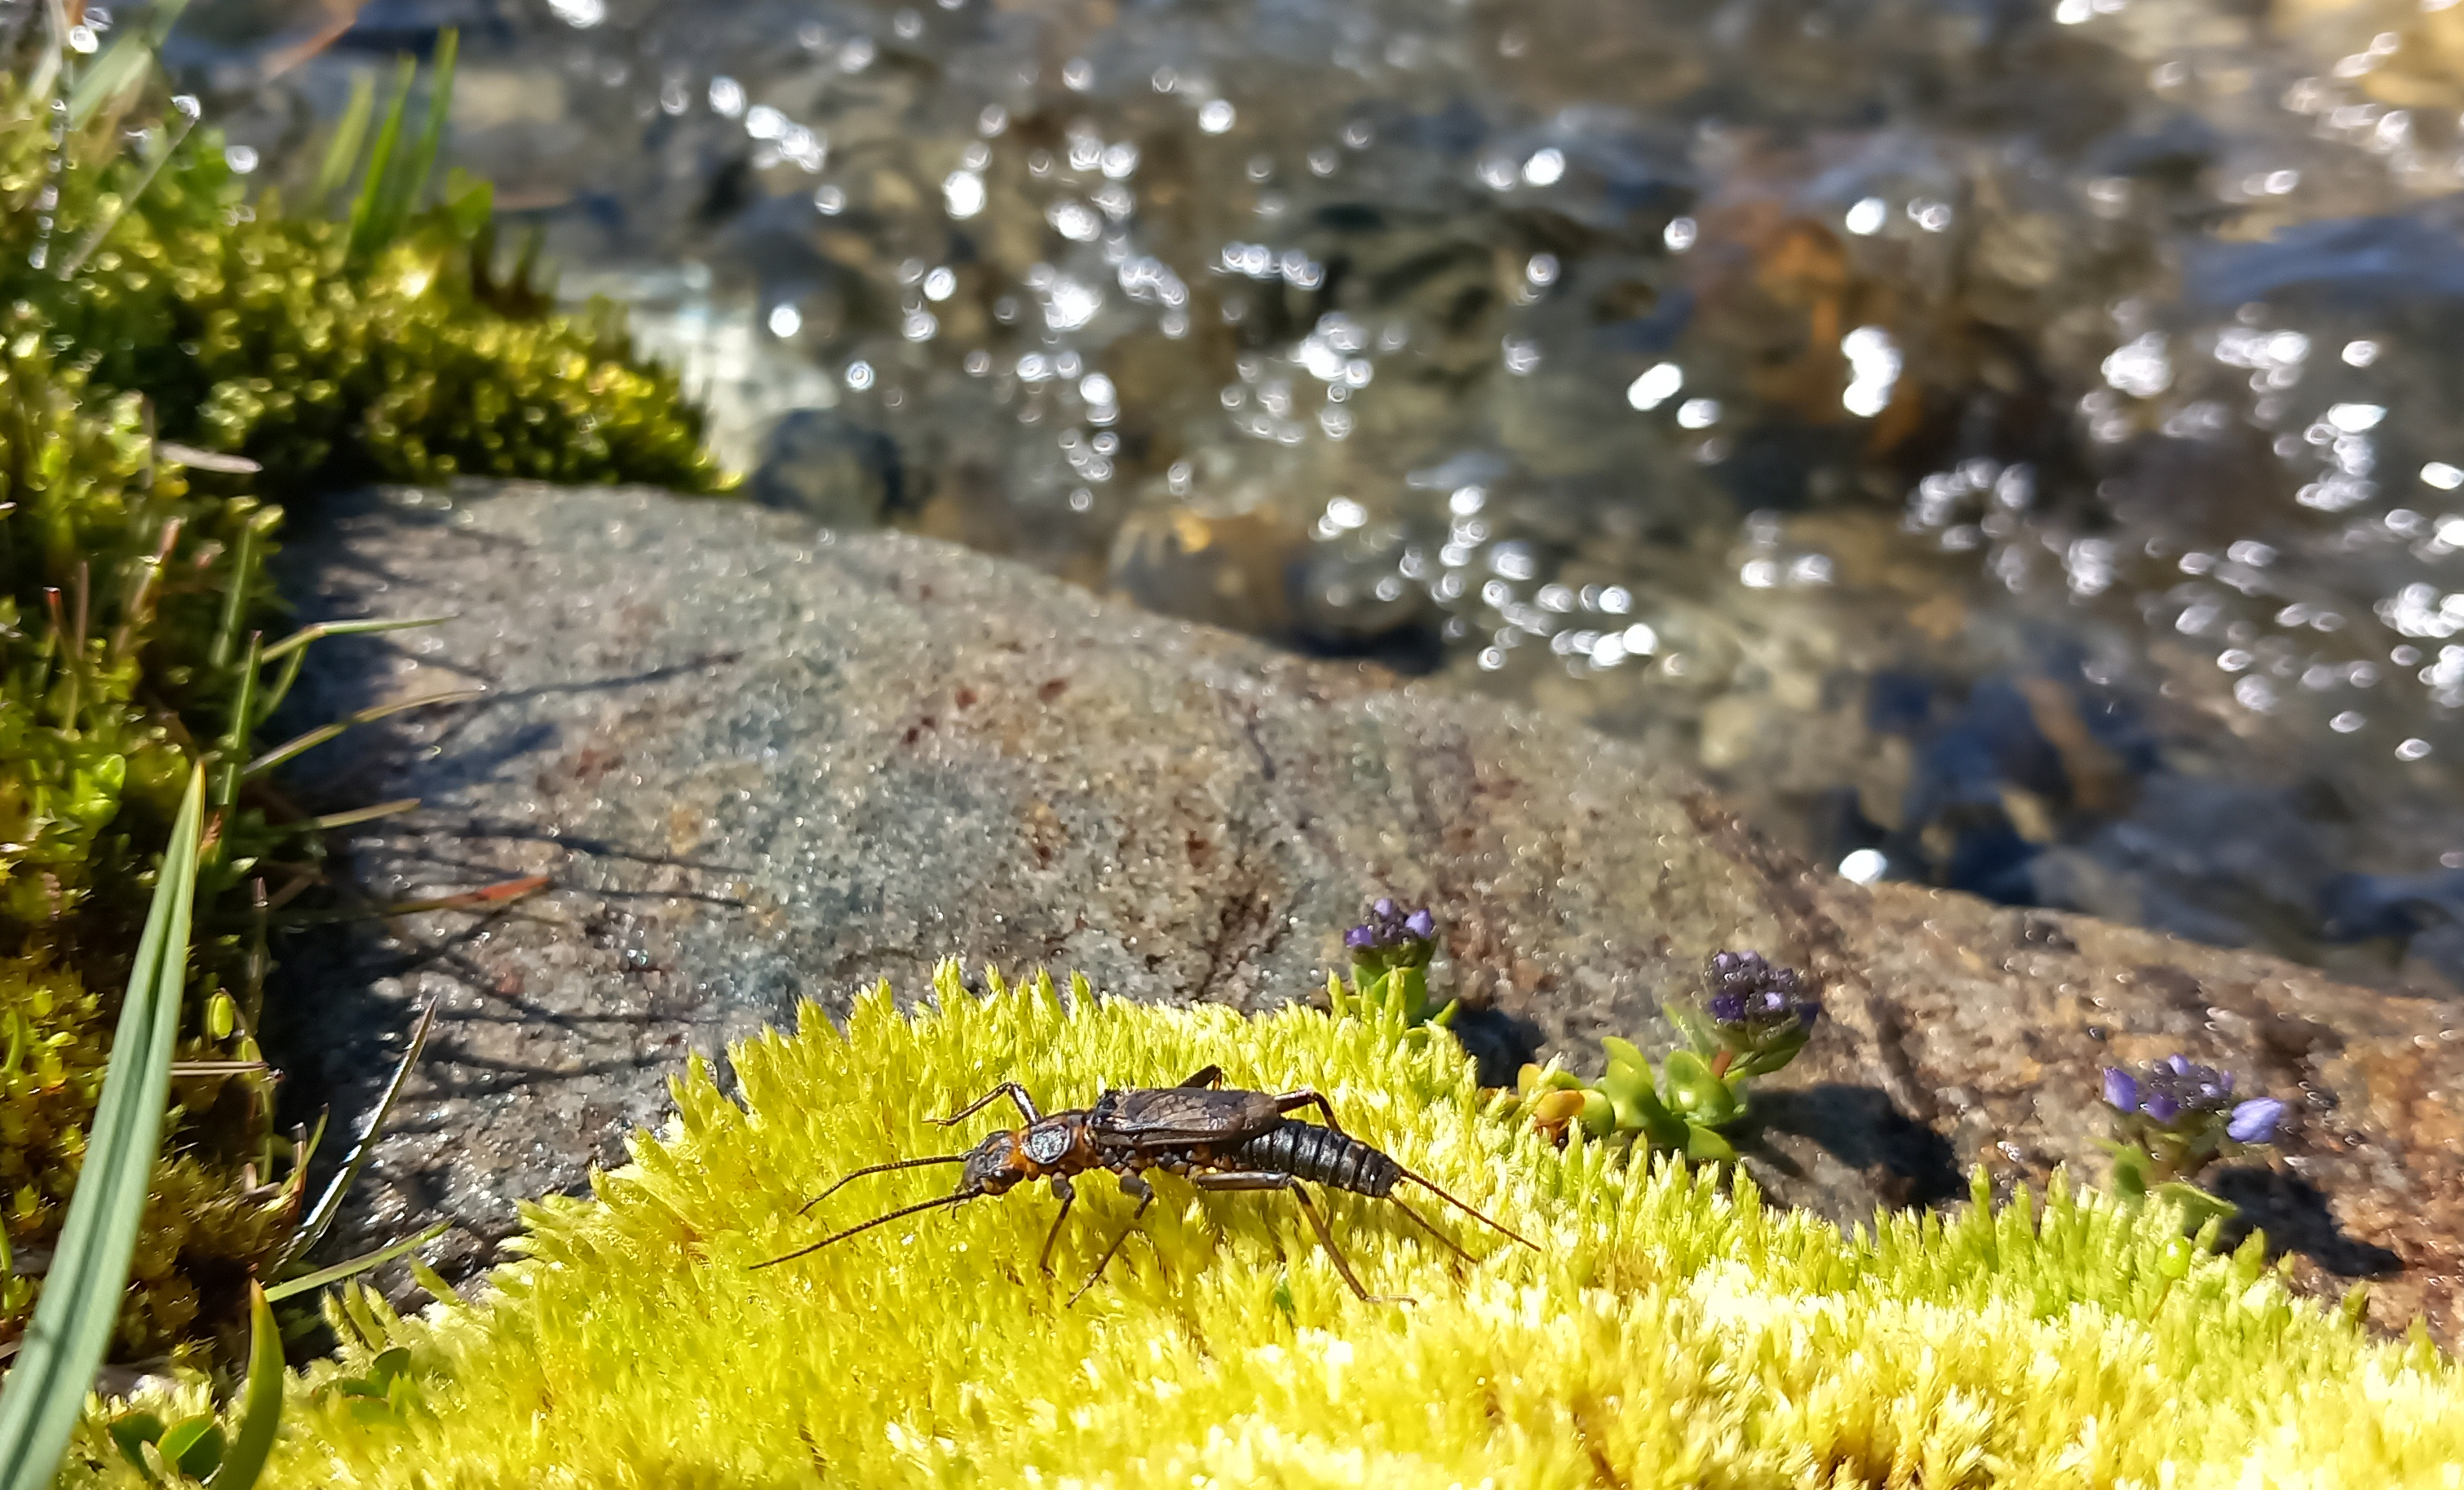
(1229, 1122, 1401, 1197)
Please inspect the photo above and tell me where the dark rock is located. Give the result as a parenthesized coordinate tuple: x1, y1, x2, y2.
(271, 482, 2464, 1344)
(745, 408, 903, 528)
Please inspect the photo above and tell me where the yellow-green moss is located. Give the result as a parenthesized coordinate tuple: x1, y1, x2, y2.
(55, 966, 2464, 1488)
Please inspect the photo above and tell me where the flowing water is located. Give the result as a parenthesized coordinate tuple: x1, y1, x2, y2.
(177, 0, 2464, 990)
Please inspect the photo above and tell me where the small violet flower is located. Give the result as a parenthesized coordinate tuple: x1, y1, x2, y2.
(2227, 1097, 2287, 1145)
(1346, 897, 1438, 973)
(1679, 951, 1820, 1079)
(2100, 1053, 2286, 1186)
(1704, 951, 1820, 1032)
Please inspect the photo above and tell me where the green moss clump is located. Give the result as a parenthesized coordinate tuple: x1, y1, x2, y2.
(0, 65, 732, 496)
(58, 967, 2464, 1487)
(0, 51, 729, 1366)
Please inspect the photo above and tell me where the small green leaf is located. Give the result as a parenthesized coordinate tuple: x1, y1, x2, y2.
(1577, 1089, 1617, 1138)
(2152, 1181, 2239, 1240)
(207, 992, 237, 1041)
(157, 1415, 224, 1481)
(2107, 1142, 2155, 1205)
(1727, 1023, 1812, 1078)
(1682, 1124, 1739, 1163)
(206, 1281, 285, 1490)
(107, 1413, 166, 1480)
(267, 1221, 449, 1302)
(1600, 1037, 1648, 1072)
(1661, 1050, 1742, 1126)
(1665, 1001, 1722, 1059)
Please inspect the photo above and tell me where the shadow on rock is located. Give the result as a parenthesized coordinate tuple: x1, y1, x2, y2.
(2211, 1165, 2404, 1278)
(1447, 1004, 1546, 1090)
(1751, 1084, 1966, 1210)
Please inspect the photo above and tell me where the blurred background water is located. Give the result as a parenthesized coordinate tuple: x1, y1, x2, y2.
(161, 0, 2464, 993)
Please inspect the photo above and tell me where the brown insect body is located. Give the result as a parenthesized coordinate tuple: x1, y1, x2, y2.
(756, 1068, 1532, 1303)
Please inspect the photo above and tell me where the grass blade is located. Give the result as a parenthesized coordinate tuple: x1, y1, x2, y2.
(257, 614, 454, 724)
(387, 29, 458, 237)
(264, 1222, 448, 1304)
(277, 997, 436, 1269)
(259, 614, 454, 665)
(241, 688, 484, 779)
(284, 798, 419, 834)
(311, 68, 377, 210)
(343, 54, 418, 263)
(0, 763, 205, 1490)
(55, 106, 197, 280)
(203, 1283, 283, 1489)
(65, 0, 191, 130)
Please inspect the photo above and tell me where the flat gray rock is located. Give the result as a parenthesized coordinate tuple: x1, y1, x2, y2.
(272, 483, 2463, 1344)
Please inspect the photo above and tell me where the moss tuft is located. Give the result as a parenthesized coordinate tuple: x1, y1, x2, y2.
(0, 51, 728, 1367)
(58, 966, 2464, 1488)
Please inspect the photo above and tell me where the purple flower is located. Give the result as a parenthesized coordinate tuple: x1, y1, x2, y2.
(2227, 1098, 2287, 1144)
(1346, 898, 1438, 972)
(2105, 1054, 2284, 1149)
(1703, 951, 1818, 1031)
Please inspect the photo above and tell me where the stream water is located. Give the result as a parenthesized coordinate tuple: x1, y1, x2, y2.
(177, 0, 2464, 992)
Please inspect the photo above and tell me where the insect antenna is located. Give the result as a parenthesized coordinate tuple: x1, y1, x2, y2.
(752, 1191, 976, 1270)
(1397, 1167, 1537, 1250)
(794, 1153, 971, 1215)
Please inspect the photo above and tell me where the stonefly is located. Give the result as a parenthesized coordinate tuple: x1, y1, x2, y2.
(754, 1066, 1536, 1303)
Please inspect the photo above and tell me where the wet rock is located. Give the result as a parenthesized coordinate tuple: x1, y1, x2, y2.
(272, 482, 2464, 1344)
(746, 408, 904, 528)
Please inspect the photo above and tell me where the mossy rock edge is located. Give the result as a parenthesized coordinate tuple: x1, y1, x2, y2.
(62, 965, 2464, 1488)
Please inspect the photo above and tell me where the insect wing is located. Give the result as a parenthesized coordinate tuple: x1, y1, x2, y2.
(1093, 1086, 1277, 1147)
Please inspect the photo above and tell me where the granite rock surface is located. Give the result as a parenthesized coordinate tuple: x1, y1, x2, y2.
(272, 483, 2463, 1342)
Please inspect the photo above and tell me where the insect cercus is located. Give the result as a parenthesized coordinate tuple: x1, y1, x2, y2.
(754, 1066, 1535, 1303)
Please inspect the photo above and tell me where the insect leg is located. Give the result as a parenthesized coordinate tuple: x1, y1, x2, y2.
(1192, 1171, 1410, 1305)
(932, 1081, 1042, 1126)
(1034, 1175, 1078, 1274)
(1267, 1089, 1351, 1138)
(1177, 1065, 1226, 1089)
(1065, 1172, 1156, 1307)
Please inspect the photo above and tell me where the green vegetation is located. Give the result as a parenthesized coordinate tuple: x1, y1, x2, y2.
(1, 767, 203, 1490)
(38, 969, 2462, 1488)
(0, 11, 728, 1374)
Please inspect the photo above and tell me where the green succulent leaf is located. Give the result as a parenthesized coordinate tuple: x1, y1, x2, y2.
(1682, 1123, 1739, 1164)
(1600, 1036, 1648, 1072)
(1576, 1088, 1617, 1139)
(1661, 1049, 1744, 1127)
